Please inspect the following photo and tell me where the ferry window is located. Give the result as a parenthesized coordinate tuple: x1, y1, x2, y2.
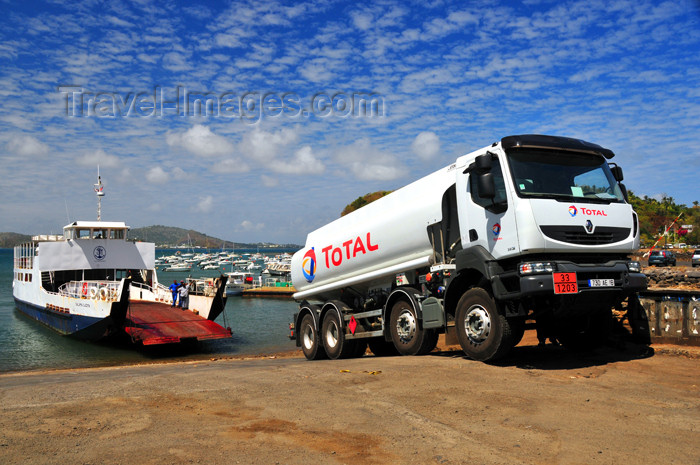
(93, 229, 108, 239)
(469, 158, 508, 214)
(78, 229, 91, 239)
(113, 229, 124, 239)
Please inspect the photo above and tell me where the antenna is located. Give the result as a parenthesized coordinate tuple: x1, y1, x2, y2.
(94, 166, 105, 221)
(64, 199, 71, 223)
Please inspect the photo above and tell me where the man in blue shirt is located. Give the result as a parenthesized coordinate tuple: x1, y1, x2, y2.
(169, 280, 179, 307)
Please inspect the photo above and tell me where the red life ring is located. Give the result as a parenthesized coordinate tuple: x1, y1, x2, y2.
(82, 282, 88, 296)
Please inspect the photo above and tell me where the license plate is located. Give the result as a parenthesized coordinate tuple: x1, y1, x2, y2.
(588, 278, 615, 287)
(553, 272, 578, 294)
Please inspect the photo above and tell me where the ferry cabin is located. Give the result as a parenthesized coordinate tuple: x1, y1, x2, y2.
(13, 221, 156, 310)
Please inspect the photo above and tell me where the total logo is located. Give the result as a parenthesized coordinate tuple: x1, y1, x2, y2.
(301, 248, 317, 283)
(492, 223, 502, 241)
(569, 205, 608, 217)
(302, 232, 379, 283)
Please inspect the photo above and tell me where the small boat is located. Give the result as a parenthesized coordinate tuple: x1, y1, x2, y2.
(224, 271, 256, 296)
(163, 263, 192, 272)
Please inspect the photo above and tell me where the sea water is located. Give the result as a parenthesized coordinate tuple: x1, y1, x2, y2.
(0, 248, 299, 373)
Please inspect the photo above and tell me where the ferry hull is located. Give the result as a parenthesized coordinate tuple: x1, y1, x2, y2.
(14, 298, 116, 340)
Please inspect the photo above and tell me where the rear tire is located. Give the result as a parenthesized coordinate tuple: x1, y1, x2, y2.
(321, 311, 356, 359)
(299, 313, 326, 360)
(455, 288, 513, 361)
(389, 299, 438, 355)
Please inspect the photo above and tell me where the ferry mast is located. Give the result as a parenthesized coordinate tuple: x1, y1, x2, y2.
(94, 167, 105, 221)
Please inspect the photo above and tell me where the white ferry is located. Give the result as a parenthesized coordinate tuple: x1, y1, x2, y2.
(11, 174, 230, 345)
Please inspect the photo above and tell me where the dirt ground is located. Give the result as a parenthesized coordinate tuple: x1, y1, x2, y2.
(1, 334, 698, 465)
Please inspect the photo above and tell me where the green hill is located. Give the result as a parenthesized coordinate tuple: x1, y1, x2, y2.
(0, 227, 299, 249)
(128, 225, 299, 249)
(341, 191, 393, 217)
(0, 232, 31, 248)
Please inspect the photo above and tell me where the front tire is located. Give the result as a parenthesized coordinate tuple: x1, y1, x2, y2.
(299, 313, 326, 360)
(455, 288, 512, 361)
(389, 299, 438, 355)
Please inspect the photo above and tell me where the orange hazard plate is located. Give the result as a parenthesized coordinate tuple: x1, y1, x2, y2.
(553, 272, 578, 294)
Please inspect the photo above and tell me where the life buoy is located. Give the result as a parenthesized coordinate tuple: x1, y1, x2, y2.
(82, 282, 88, 296)
(90, 287, 98, 299)
(99, 287, 108, 301)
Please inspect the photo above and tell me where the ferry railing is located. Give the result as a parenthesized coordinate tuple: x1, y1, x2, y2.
(248, 275, 294, 289)
(59, 280, 121, 301)
(130, 281, 174, 304)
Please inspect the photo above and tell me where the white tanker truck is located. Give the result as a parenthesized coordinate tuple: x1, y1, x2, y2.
(289, 134, 646, 361)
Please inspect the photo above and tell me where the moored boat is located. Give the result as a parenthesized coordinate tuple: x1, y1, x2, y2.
(11, 172, 231, 345)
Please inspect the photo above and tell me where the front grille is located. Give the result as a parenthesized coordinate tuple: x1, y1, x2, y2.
(540, 226, 630, 245)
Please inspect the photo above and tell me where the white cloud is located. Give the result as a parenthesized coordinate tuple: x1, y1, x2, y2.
(166, 124, 234, 157)
(6, 134, 49, 157)
(146, 167, 169, 184)
(213, 157, 251, 174)
(239, 220, 265, 231)
(239, 128, 297, 162)
(411, 131, 440, 160)
(76, 149, 119, 167)
(272, 145, 325, 175)
(336, 138, 408, 181)
(196, 195, 214, 213)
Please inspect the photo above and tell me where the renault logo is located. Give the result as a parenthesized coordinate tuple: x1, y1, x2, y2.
(585, 220, 594, 234)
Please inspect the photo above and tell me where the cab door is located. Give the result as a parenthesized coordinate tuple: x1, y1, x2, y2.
(456, 151, 519, 259)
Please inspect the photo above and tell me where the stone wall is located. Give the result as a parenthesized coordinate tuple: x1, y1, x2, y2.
(643, 267, 700, 289)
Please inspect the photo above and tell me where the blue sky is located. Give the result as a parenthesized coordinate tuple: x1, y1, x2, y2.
(1, 0, 699, 244)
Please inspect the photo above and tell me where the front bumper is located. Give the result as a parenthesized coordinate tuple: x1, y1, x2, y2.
(493, 260, 647, 300)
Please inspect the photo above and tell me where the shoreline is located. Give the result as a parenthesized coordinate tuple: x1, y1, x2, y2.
(3, 331, 698, 379)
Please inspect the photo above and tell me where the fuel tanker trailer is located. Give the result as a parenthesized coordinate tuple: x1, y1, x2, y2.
(290, 134, 646, 362)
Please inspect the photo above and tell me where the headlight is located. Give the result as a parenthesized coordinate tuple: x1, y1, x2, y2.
(627, 261, 641, 272)
(519, 262, 556, 275)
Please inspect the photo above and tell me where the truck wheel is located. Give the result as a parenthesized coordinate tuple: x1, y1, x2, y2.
(389, 300, 437, 356)
(417, 329, 439, 355)
(455, 288, 513, 361)
(299, 313, 327, 360)
(368, 338, 399, 357)
(321, 311, 357, 359)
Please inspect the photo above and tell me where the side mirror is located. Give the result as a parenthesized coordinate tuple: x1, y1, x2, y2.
(611, 165, 624, 182)
(477, 172, 496, 199)
(474, 153, 492, 174)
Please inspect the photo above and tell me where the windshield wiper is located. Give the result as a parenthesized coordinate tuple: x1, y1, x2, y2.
(520, 193, 617, 204)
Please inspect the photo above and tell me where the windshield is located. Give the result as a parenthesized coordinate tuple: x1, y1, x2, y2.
(505, 148, 625, 203)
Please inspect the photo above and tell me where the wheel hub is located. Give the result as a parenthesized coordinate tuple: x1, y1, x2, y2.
(396, 309, 416, 343)
(302, 325, 315, 350)
(465, 305, 491, 344)
(325, 320, 339, 348)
